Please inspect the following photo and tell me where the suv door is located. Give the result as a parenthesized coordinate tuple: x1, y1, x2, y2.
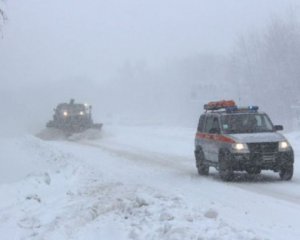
(210, 117, 221, 162)
(202, 115, 215, 161)
(195, 114, 209, 159)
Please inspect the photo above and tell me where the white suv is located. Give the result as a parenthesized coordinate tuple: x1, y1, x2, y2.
(194, 100, 294, 181)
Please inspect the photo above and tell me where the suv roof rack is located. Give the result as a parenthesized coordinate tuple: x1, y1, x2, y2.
(204, 100, 259, 113)
(204, 100, 236, 111)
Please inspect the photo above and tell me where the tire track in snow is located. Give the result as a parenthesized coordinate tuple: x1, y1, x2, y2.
(231, 181, 300, 206)
(76, 140, 300, 206)
(78, 140, 194, 175)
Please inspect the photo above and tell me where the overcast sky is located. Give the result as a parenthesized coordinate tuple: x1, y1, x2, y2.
(1, 0, 300, 134)
(1, 0, 299, 87)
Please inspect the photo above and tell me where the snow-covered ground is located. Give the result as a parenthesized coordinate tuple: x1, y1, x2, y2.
(0, 125, 300, 240)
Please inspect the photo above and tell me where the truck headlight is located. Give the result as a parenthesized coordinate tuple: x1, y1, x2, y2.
(79, 111, 84, 115)
(279, 141, 290, 151)
(63, 111, 68, 117)
(232, 143, 249, 153)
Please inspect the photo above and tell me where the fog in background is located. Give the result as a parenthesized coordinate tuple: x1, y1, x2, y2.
(1, 0, 300, 136)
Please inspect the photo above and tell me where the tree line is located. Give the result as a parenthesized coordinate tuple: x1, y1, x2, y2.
(109, 13, 300, 128)
(231, 14, 300, 127)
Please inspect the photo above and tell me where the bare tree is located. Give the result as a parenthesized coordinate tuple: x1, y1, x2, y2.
(232, 14, 300, 127)
(0, 2, 7, 32)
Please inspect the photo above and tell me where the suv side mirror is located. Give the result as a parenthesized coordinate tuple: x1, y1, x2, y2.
(274, 125, 283, 131)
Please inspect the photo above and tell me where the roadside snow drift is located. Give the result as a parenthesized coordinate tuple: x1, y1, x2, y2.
(0, 125, 300, 240)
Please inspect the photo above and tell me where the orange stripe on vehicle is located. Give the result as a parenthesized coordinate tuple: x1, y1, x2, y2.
(214, 135, 236, 143)
(195, 133, 235, 144)
(195, 133, 207, 139)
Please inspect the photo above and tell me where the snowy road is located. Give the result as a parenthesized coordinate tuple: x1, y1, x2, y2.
(0, 125, 300, 239)
(82, 126, 300, 204)
(80, 126, 300, 239)
(82, 134, 300, 205)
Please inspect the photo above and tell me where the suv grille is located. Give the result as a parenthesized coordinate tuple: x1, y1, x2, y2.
(247, 142, 278, 162)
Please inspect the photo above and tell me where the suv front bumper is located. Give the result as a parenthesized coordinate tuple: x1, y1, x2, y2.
(230, 150, 294, 171)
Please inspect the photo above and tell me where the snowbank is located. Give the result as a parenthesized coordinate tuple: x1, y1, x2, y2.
(0, 126, 299, 239)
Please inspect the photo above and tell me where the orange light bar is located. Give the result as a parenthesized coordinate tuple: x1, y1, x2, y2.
(204, 100, 236, 110)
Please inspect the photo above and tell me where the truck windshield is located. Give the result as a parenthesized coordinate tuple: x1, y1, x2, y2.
(57, 104, 87, 115)
(221, 113, 274, 134)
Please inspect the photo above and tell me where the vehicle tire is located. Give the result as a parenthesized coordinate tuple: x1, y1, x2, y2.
(46, 121, 55, 128)
(279, 164, 293, 181)
(219, 150, 234, 181)
(195, 148, 209, 176)
(246, 167, 261, 175)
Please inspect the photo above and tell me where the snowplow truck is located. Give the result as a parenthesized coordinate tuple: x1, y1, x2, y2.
(46, 99, 102, 134)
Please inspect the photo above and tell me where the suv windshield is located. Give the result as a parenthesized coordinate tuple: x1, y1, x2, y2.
(221, 113, 274, 134)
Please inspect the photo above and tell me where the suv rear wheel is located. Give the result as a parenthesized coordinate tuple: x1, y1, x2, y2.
(219, 150, 234, 181)
(195, 148, 209, 175)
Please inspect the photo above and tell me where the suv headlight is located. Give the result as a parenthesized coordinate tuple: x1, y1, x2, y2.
(279, 141, 290, 151)
(232, 143, 249, 153)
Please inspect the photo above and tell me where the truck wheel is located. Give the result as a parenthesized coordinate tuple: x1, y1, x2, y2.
(219, 150, 234, 181)
(195, 148, 209, 176)
(279, 164, 293, 180)
(46, 121, 55, 128)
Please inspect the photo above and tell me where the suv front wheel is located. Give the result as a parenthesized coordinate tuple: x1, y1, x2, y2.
(195, 148, 209, 176)
(279, 164, 293, 181)
(219, 150, 234, 181)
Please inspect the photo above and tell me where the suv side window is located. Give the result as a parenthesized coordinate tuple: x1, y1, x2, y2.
(212, 117, 220, 131)
(204, 115, 214, 133)
(197, 115, 205, 132)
